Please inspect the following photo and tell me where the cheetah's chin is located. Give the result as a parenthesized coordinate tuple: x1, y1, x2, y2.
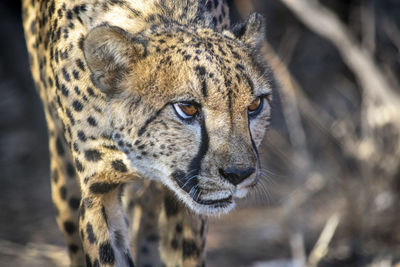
(188, 196, 236, 215)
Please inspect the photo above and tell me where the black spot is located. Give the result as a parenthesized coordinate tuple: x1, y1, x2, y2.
(164, 194, 179, 217)
(85, 254, 92, 267)
(73, 70, 80, 80)
(213, 0, 219, 8)
(56, 137, 65, 156)
(52, 169, 59, 183)
(60, 84, 69, 97)
(99, 242, 115, 264)
(75, 158, 84, 172)
(200, 219, 207, 236)
(87, 87, 95, 96)
(90, 182, 119, 194)
(64, 221, 76, 234)
(62, 67, 71, 82)
(93, 259, 100, 267)
(60, 186, 67, 200)
(182, 239, 198, 259)
(175, 223, 183, 233)
(87, 223, 97, 244)
(72, 100, 83, 111)
(66, 10, 73, 20)
(73, 5, 81, 14)
(137, 144, 145, 150)
(66, 108, 75, 125)
(73, 142, 79, 152)
(87, 116, 97, 126)
(78, 130, 87, 141)
(48, 77, 54, 87)
(141, 246, 149, 254)
(80, 203, 85, 220)
(67, 162, 75, 177)
(69, 197, 80, 210)
(80, 4, 87, 12)
(74, 86, 81, 95)
(146, 233, 160, 242)
(171, 239, 179, 249)
(77, 35, 85, 51)
(85, 149, 102, 162)
(68, 244, 79, 253)
(111, 160, 128, 173)
(76, 59, 85, 71)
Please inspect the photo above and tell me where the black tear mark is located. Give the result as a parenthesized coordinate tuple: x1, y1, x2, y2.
(187, 117, 209, 177)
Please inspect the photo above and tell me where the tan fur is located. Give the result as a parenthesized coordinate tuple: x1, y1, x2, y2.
(22, 0, 272, 266)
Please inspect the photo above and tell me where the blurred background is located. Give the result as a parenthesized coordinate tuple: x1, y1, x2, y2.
(0, 0, 399, 266)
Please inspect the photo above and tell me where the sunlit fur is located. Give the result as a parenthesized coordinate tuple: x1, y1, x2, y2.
(87, 23, 272, 215)
(23, 0, 272, 265)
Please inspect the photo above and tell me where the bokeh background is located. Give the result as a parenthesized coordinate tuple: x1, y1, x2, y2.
(1, 0, 399, 266)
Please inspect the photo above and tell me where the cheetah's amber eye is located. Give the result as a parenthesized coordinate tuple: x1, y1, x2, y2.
(248, 96, 264, 117)
(173, 103, 199, 120)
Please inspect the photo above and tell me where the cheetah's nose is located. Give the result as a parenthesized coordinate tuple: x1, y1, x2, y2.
(218, 166, 255, 186)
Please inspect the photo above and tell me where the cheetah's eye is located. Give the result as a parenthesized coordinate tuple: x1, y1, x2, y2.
(248, 96, 264, 117)
(173, 102, 199, 120)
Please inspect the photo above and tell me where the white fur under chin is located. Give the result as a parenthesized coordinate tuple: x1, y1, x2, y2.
(161, 176, 237, 216)
(233, 187, 249, 199)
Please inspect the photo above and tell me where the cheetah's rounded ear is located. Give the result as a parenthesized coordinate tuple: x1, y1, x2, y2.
(83, 25, 148, 96)
(230, 12, 265, 49)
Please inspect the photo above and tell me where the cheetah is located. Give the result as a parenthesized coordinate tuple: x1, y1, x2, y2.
(22, 0, 272, 266)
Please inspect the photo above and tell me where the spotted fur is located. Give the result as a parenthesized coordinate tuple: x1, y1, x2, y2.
(22, 0, 272, 266)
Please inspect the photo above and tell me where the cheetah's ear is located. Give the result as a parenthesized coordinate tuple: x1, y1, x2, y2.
(83, 25, 147, 96)
(230, 12, 265, 49)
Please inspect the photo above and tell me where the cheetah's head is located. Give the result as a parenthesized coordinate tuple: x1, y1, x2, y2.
(84, 13, 272, 215)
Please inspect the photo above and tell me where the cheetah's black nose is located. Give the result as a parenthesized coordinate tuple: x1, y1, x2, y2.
(219, 166, 255, 186)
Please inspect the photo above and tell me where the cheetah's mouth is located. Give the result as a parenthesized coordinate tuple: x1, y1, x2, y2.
(195, 196, 233, 206)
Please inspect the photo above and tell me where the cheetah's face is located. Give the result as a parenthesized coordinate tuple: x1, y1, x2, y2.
(84, 14, 271, 214)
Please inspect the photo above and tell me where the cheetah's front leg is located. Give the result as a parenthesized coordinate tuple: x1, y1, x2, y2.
(80, 183, 134, 267)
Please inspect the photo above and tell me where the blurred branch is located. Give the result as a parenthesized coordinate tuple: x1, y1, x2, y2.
(279, 0, 400, 108)
(308, 213, 341, 267)
(383, 18, 400, 54)
(361, 0, 376, 54)
(290, 231, 307, 267)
